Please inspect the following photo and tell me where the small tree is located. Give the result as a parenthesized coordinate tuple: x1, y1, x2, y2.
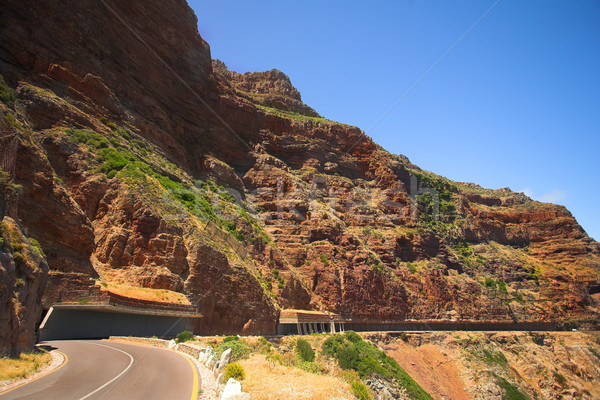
(296, 338, 315, 362)
(176, 330, 194, 343)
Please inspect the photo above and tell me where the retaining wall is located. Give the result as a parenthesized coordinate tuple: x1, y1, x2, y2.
(177, 342, 204, 359)
(105, 292, 198, 314)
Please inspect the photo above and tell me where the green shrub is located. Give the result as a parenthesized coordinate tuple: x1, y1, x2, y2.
(223, 336, 240, 343)
(296, 360, 322, 374)
(131, 139, 147, 150)
(0, 76, 15, 106)
(494, 375, 529, 400)
(223, 363, 245, 381)
(319, 254, 329, 265)
(99, 149, 130, 174)
(482, 349, 507, 365)
(400, 332, 408, 342)
(350, 381, 371, 400)
(296, 338, 315, 362)
(256, 337, 272, 355)
(372, 263, 384, 274)
(116, 127, 130, 140)
(406, 262, 417, 273)
(344, 330, 362, 343)
(104, 121, 118, 131)
(28, 237, 44, 257)
(497, 280, 508, 294)
(216, 339, 251, 362)
(176, 330, 194, 343)
(0, 168, 21, 203)
(322, 331, 433, 400)
(66, 128, 109, 149)
(12, 243, 24, 252)
(515, 292, 524, 304)
(484, 277, 496, 289)
(266, 352, 282, 365)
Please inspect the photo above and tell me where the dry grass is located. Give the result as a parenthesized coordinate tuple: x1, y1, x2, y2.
(239, 354, 354, 400)
(98, 281, 190, 304)
(0, 351, 52, 382)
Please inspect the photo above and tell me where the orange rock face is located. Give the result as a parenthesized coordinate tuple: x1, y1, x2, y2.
(0, 0, 598, 337)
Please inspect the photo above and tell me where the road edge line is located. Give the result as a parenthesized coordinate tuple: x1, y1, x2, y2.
(0, 350, 68, 396)
(176, 351, 199, 400)
(105, 338, 201, 399)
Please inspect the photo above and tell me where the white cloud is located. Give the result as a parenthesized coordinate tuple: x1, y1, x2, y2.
(521, 188, 534, 198)
(518, 188, 568, 204)
(538, 190, 568, 204)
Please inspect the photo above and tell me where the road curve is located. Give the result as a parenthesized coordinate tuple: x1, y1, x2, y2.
(0, 340, 198, 400)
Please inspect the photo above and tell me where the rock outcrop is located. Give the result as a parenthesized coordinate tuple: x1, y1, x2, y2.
(213, 59, 320, 117)
(0, 0, 598, 340)
(0, 218, 49, 354)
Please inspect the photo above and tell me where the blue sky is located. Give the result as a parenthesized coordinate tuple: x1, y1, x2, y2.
(189, 0, 600, 241)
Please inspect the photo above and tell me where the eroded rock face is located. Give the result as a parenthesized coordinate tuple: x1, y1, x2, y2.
(15, 138, 96, 276)
(185, 244, 278, 335)
(93, 188, 188, 291)
(0, 219, 49, 354)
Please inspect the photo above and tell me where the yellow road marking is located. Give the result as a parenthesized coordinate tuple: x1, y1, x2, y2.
(178, 352, 199, 400)
(0, 351, 68, 396)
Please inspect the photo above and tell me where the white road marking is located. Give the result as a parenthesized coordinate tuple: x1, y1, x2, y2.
(76, 341, 135, 400)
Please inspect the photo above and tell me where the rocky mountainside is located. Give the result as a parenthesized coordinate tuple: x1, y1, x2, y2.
(0, 0, 598, 337)
(370, 331, 600, 400)
(0, 218, 48, 354)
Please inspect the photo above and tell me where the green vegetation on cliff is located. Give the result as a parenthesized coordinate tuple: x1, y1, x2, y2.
(0, 168, 21, 220)
(0, 75, 15, 107)
(62, 125, 269, 248)
(322, 331, 433, 400)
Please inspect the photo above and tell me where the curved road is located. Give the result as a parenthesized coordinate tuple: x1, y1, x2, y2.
(0, 340, 198, 400)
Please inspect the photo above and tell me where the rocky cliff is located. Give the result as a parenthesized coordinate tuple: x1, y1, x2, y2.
(0, 218, 49, 354)
(0, 0, 598, 339)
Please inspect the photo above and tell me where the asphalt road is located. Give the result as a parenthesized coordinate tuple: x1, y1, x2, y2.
(0, 340, 198, 400)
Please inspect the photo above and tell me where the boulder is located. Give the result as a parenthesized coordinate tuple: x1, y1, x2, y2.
(205, 354, 214, 367)
(220, 378, 242, 400)
(219, 348, 232, 367)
